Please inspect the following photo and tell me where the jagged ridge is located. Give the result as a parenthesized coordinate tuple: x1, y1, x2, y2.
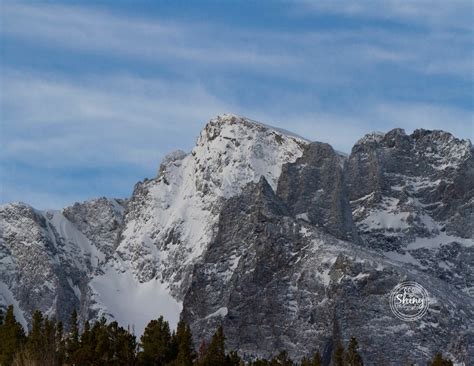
(0, 114, 472, 364)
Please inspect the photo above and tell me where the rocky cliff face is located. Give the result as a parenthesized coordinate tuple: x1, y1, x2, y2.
(347, 128, 474, 295)
(0, 114, 472, 364)
(0, 198, 125, 326)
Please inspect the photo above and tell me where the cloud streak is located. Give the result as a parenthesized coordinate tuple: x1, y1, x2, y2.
(3, 2, 472, 80)
(1, 1, 472, 209)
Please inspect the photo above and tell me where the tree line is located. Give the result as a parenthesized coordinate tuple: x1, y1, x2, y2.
(0, 305, 454, 366)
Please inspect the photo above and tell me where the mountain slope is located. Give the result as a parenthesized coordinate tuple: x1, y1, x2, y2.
(0, 114, 472, 364)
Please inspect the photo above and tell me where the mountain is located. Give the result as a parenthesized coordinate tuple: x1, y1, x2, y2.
(0, 114, 472, 364)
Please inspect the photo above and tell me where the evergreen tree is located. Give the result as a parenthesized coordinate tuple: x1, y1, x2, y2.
(311, 351, 322, 366)
(56, 321, 65, 366)
(270, 350, 293, 366)
(95, 317, 111, 364)
(429, 352, 453, 366)
(197, 339, 207, 364)
(43, 317, 57, 365)
(251, 359, 270, 366)
(0, 305, 26, 366)
(331, 318, 344, 366)
(139, 316, 173, 366)
(226, 350, 242, 366)
(66, 309, 80, 364)
(301, 356, 311, 366)
(0, 308, 4, 364)
(75, 320, 95, 365)
(26, 310, 45, 363)
(172, 320, 195, 366)
(201, 325, 227, 366)
(109, 321, 137, 366)
(345, 336, 363, 366)
(332, 342, 345, 366)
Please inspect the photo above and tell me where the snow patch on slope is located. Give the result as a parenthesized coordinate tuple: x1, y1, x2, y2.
(0, 282, 28, 330)
(48, 210, 106, 269)
(90, 265, 182, 335)
(116, 114, 309, 290)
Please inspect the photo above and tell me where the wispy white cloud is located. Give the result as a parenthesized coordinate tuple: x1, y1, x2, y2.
(2, 67, 472, 208)
(297, 0, 473, 31)
(250, 101, 473, 154)
(1, 3, 298, 69)
(2, 2, 472, 81)
(1, 70, 233, 169)
(1, 1, 472, 209)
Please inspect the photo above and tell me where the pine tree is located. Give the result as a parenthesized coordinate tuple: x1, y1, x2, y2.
(332, 342, 345, 366)
(172, 320, 195, 366)
(201, 325, 227, 366)
(197, 339, 207, 364)
(56, 321, 65, 366)
(270, 350, 293, 366)
(0, 305, 26, 366)
(95, 317, 111, 364)
(226, 350, 242, 366)
(251, 359, 270, 366)
(429, 352, 453, 366)
(311, 351, 322, 366)
(139, 316, 173, 366)
(345, 336, 363, 366)
(66, 309, 80, 364)
(26, 310, 45, 363)
(75, 320, 94, 365)
(301, 356, 311, 366)
(109, 321, 137, 366)
(331, 318, 344, 366)
(0, 308, 4, 364)
(43, 317, 57, 365)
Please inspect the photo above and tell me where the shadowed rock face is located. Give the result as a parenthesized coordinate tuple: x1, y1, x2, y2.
(347, 128, 473, 248)
(63, 197, 127, 258)
(0, 203, 89, 327)
(182, 177, 473, 364)
(1, 116, 473, 364)
(277, 142, 358, 242)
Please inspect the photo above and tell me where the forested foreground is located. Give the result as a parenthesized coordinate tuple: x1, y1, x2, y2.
(0, 305, 454, 366)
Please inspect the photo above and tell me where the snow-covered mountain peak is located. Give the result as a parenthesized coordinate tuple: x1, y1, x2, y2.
(1, 118, 473, 363)
(114, 114, 309, 302)
(193, 114, 308, 196)
(202, 113, 309, 143)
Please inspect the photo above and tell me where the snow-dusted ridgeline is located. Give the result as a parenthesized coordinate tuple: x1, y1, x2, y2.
(0, 114, 473, 363)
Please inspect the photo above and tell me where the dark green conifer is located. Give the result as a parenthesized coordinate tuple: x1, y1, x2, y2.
(43, 317, 57, 365)
(66, 309, 80, 364)
(95, 316, 111, 364)
(173, 320, 195, 366)
(331, 318, 344, 366)
(139, 316, 173, 366)
(429, 352, 453, 366)
(311, 351, 322, 366)
(0, 305, 26, 366)
(301, 356, 311, 366)
(345, 336, 363, 366)
(26, 309, 44, 363)
(56, 321, 65, 366)
(201, 324, 226, 366)
(270, 350, 293, 366)
(226, 350, 242, 366)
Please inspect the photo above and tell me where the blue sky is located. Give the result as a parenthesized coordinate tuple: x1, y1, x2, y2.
(1, 0, 473, 209)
